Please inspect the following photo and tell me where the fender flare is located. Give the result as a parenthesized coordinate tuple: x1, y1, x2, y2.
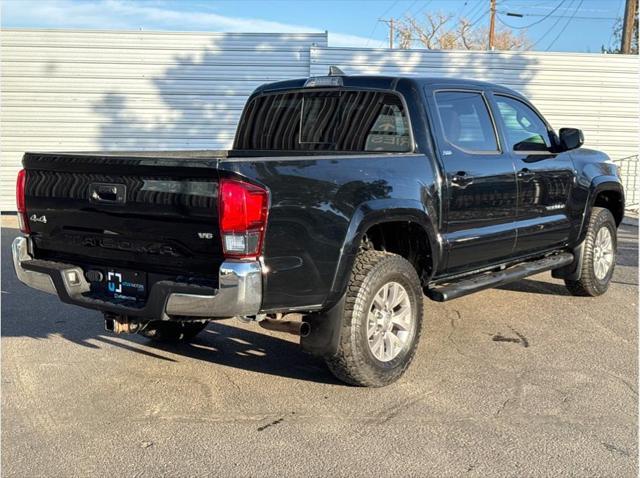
(554, 177, 623, 281)
(576, 177, 624, 245)
(323, 198, 440, 309)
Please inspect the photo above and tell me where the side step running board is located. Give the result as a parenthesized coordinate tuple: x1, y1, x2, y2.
(426, 252, 574, 302)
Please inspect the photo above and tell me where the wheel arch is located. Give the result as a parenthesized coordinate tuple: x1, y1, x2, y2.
(591, 183, 624, 226)
(579, 178, 625, 243)
(324, 199, 440, 310)
(554, 179, 623, 281)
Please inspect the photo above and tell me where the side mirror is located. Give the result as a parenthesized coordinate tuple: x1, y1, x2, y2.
(559, 128, 584, 151)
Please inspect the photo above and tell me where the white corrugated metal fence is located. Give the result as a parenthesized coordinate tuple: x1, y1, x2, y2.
(0, 29, 326, 210)
(1, 30, 638, 210)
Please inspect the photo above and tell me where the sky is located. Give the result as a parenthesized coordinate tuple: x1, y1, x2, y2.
(0, 0, 628, 52)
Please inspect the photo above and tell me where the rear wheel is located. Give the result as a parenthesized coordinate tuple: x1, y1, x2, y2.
(325, 249, 423, 387)
(565, 207, 617, 296)
(138, 320, 208, 342)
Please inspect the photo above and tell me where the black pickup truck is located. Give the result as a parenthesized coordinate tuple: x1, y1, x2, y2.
(13, 71, 624, 387)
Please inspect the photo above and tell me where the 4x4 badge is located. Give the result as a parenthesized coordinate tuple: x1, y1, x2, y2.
(29, 214, 47, 224)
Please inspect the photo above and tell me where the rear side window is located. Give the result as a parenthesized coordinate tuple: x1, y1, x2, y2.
(234, 90, 411, 152)
(494, 95, 552, 152)
(434, 91, 498, 153)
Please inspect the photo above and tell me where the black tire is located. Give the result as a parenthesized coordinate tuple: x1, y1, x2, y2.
(325, 250, 423, 387)
(565, 207, 617, 297)
(138, 320, 208, 342)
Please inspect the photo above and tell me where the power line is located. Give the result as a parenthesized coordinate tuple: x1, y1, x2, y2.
(410, 0, 434, 19)
(607, 0, 625, 48)
(399, 0, 420, 18)
(379, 0, 402, 18)
(504, 1, 562, 7)
(497, 0, 567, 29)
(459, 0, 473, 18)
(545, 0, 584, 50)
(512, 13, 617, 20)
(451, 2, 491, 46)
(530, 0, 576, 48)
(468, 5, 491, 27)
(366, 0, 401, 47)
(464, 0, 487, 23)
(503, 2, 613, 14)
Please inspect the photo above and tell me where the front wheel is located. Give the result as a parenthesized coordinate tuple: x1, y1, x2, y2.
(565, 206, 617, 296)
(325, 250, 423, 387)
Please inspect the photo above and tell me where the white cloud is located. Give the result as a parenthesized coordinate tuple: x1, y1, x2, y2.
(1, 0, 385, 47)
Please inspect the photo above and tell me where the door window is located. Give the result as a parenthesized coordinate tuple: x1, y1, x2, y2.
(494, 95, 552, 152)
(434, 91, 499, 153)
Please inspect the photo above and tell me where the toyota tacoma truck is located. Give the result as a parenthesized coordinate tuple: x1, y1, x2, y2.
(13, 71, 624, 387)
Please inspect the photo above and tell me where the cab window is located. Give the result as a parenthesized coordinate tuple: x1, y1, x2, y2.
(434, 91, 499, 153)
(494, 95, 552, 152)
(235, 90, 411, 152)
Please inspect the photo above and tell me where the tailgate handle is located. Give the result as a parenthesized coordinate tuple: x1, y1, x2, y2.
(89, 183, 126, 204)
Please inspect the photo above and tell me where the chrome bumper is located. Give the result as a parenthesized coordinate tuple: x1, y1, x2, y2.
(164, 261, 262, 317)
(12, 236, 57, 294)
(12, 236, 263, 319)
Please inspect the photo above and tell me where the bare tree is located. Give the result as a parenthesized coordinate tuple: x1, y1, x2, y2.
(458, 19, 475, 50)
(462, 25, 532, 51)
(396, 26, 413, 49)
(394, 12, 531, 51)
(602, 10, 639, 54)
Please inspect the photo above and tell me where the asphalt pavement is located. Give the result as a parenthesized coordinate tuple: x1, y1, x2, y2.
(1, 224, 638, 477)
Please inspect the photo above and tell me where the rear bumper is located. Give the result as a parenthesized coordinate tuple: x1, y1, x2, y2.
(12, 236, 262, 320)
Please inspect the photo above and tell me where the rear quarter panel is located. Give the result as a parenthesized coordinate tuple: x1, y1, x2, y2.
(219, 154, 439, 312)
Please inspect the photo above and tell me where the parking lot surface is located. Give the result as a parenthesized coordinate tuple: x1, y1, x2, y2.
(1, 224, 638, 477)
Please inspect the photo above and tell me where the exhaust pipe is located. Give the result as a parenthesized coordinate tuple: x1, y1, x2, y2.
(258, 318, 310, 337)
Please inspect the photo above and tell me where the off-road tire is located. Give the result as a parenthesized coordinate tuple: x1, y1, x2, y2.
(138, 320, 208, 342)
(565, 206, 617, 297)
(325, 250, 423, 387)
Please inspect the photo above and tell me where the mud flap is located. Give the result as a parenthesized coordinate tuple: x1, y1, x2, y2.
(300, 294, 346, 358)
(552, 241, 585, 280)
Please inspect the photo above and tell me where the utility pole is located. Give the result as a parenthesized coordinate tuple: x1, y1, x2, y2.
(621, 0, 638, 54)
(488, 0, 497, 50)
(380, 18, 395, 48)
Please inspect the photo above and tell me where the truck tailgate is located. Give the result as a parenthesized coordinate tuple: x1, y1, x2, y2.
(23, 151, 225, 278)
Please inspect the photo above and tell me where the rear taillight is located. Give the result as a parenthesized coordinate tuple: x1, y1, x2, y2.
(16, 169, 30, 234)
(219, 178, 269, 259)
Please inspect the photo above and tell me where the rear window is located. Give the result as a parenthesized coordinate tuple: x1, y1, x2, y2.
(234, 90, 412, 152)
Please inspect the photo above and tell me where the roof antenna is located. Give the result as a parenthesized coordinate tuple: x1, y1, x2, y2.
(328, 66, 345, 76)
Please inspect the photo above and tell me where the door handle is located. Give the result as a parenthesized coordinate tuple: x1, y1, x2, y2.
(450, 171, 474, 189)
(517, 168, 535, 181)
(89, 183, 126, 204)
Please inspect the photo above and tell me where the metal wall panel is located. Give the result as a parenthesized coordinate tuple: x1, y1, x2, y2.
(311, 47, 639, 205)
(2, 32, 637, 210)
(0, 29, 326, 210)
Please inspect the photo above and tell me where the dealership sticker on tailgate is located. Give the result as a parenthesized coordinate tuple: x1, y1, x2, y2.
(106, 270, 147, 301)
